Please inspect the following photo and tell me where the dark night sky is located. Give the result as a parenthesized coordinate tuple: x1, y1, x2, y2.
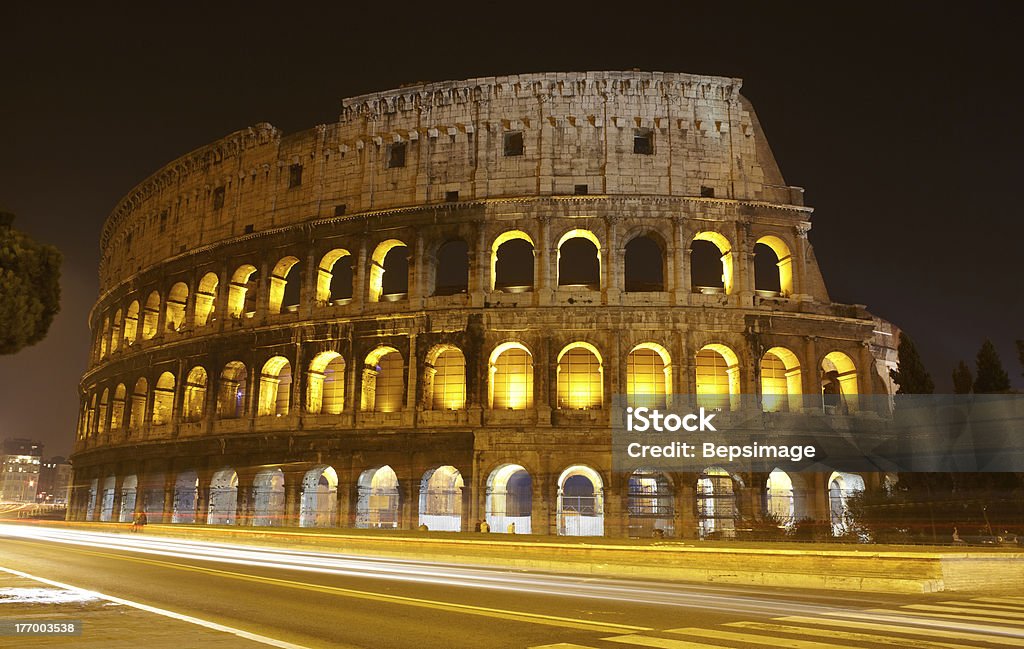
(2, 3, 1021, 457)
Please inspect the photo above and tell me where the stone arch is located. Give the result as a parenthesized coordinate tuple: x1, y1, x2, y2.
(356, 465, 400, 529)
(123, 300, 139, 346)
(754, 235, 794, 297)
(766, 468, 808, 527)
(690, 231, 734, 295)
(418, 465, 464, 531)
(195, 272, 219, 326)
(822, 351, 858, 413)
(307, 351, 346, 414)
(626, 342, 672, 408)
(697, 466, 741, 539)
(228, 264, 258, 318)
(361, 346, 404, 412)
(696, 343, 741, 411)
(258, 356, 292, 417)
(761, 346, 802, 413)
(217, 361, 248, 419)
(141, 290, 160, 339)
(129, 377, 148, 430)
(165, 282, 189, 332)
(488, 341, 534, 410)
(491, 230, 535, 291)
(623, 233, 666, 292)
(100, 316, 110, 358)
(368, 239, 409, 302)
(182, 366, 208, 422)
(171, 470, 199, 523)
(628, 468, 674, 538)
(207, 468, 238, 525)
(99, 475, 116, 521)
(424, 344, 466, 410)
(557, 465, 604, 536)
(252, 468, 285, 527)
(317, 249, 353, 304)
(485, 463, 533, 534)
(110, 384, 127, 430)
(98, 388, 110, 434)
(433, 239, 469, 296)
(556, 342, 604, 410)
(152, 371, 176, 425)
(118, 474, 138, 523)
(557, 229, 601, 288)
(269, 256, 301, 314)
(110, 309, 122, 353)
(300, 465, 338, 528)
(828, 471, 865, 535)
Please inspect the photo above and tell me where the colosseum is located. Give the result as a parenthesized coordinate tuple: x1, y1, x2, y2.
(70, 70, 899, 539)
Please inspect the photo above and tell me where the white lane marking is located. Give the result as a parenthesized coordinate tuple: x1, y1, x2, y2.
(0, 566, 324, 649)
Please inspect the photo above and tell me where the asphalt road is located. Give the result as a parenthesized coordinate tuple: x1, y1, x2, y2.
(1, 524, 1023, 649)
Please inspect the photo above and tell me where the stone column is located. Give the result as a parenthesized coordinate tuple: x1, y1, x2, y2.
(603, 216, 621, 304)
(162, 474, 176, 524)
(234, 468, 258, 527)
(602, 474, 628, 538)
(676, 478, 697, 539)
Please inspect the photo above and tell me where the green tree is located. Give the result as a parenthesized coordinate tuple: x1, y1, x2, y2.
(889, 332, 935, 394)
(0, 212, 62, 354)
(974, 339, 1010, 393)
(952, 361, 973, 394)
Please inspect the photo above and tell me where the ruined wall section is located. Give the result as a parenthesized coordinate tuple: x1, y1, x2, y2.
(99, 71, 804, 293)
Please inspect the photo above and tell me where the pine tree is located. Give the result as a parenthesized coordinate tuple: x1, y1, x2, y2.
(889, 332, 935, 394)
(973, 339, 1011, 393)
(952, 361, 973, 394)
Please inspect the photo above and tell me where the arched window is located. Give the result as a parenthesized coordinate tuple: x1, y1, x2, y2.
(696, 344, 740, 411)
(228, 265, 258, 318)
(626, 343, 671, 409)
(300, 466, 338, 528)
(356, 465, 400, 529)
(129, 378, 148, 430)
(99, 317, 110, 358)
(110, 384, 126, 430)
(624, 235, 665, 292)
(252, 468, 285, 526)
(86, 393, 97, 436)
(761, 347, 802, 413)
(183, 366, 208, 422)
(98, 388, 110, 433)
(208, 468, 238, 525)
(361, 347, 404, 412)
(491, 231, 534, 292)
(628, 469, 674, 538)
(485, 464, 533, 533)
(258, 356, 292, 417)
(165, 282, 189, 331)
(368, 240, 408, 302)
(425, 346, 466, 410)
(152, 371, 176, 425)
(556, 343, 603, 410)
(269, 257, 301, 314)
(418, 465, 464, 531)
(822, 351, 858, 413)
(754, 235, 794, 297)
(123, 300, 139, 346)
(434, 240, 469, 296)
(690, 232, 734, 295)
(557, 229, 600, 289)
(307, 351, 346, 415)
(194, 272, 219, 326)
(489, 342, 533, 410)
(697, 467, 739, 539)
(217, 361, 248, 419)
(110, 309, 122, 353)
(141, 291, 160, 339)
(557, 465, 604, 536)
(316, 249, 353, 305)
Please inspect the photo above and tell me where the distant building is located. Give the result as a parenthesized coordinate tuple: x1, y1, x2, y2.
(37, 456, 72, 505)
(1, 438, 43, 504)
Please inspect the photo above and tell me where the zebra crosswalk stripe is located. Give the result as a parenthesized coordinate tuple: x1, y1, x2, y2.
(725, 620, 983, 649)
(601, 634, 725, 649)
(666, 626, 860, 648)
(776, 615, 1024, 646)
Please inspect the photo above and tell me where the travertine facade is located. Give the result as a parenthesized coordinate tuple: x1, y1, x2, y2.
(71, 71, 897, 538)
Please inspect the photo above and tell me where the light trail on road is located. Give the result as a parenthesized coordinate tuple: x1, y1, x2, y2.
(2, 522, 1022, 642)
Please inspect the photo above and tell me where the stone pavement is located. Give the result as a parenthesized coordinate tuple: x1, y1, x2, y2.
(0, 571, 269, 648)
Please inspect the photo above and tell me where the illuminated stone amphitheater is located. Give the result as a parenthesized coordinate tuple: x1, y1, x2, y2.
(70, 71, 898, 538)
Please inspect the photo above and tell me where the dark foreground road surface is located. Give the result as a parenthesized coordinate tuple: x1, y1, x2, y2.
(1, 524, 1022, 649)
